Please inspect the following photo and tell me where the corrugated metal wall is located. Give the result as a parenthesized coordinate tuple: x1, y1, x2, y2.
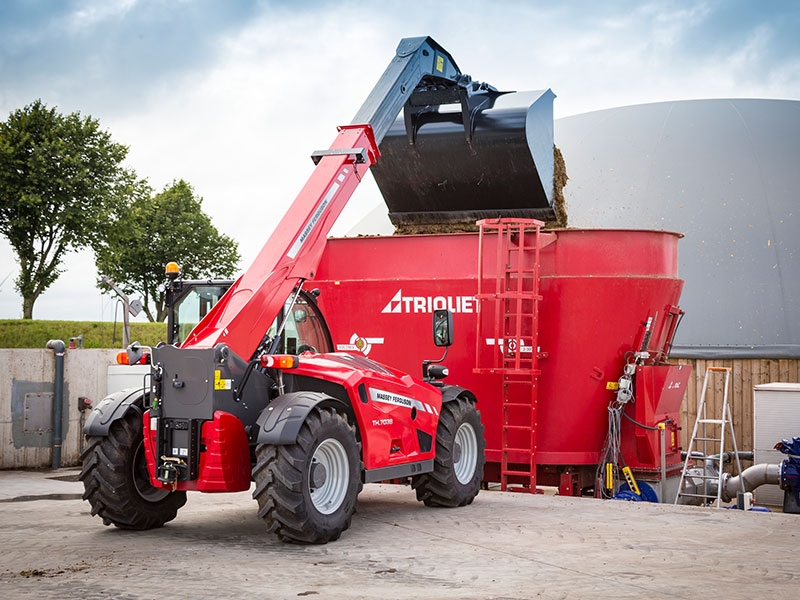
(0, 348, 117, 469)
(669, 358, 800, 466)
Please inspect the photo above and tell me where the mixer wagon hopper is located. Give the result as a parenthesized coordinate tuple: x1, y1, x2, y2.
(313, 223, 692, 502)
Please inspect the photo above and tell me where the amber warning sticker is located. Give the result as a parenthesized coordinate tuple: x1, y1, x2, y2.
(214, 370, 232, 390)
(436, 55, 444, 72)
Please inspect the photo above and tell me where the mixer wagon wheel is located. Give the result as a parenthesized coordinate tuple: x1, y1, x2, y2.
(79, 410, 187, 529)
(412, 397, 486, 507)
(252, 406, 363, 544)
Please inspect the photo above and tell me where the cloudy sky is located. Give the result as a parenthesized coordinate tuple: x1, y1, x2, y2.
(1, 0, 799, 322)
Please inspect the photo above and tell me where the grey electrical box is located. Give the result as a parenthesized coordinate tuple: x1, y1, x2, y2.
(129, 298, 143, 317)
(23, 392, 54, 433)
(12, 379, 69, 448)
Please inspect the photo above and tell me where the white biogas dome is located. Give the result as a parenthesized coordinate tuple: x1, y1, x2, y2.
(556, 98, 799, 358)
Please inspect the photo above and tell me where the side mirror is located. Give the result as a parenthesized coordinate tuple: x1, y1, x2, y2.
(432, 309, 453, 347)
(126, 341, 144, 365)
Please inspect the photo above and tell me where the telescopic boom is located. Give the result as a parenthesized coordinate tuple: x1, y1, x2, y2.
(182, 37, 498, 360)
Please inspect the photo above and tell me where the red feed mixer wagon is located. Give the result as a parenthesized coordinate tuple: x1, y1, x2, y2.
(312, 223, 691, 501)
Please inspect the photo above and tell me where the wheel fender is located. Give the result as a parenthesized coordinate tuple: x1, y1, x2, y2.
(255, 391, 351, 445)
(439, 385, 477, 405)
(83, 388, 145, 437)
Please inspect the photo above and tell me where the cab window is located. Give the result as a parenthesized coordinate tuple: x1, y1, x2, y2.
(267, 294, 331, 354)
(173, 285, 229, 345)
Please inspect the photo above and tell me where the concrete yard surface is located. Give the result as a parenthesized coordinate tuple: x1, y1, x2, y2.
(0, 468, 796, 599)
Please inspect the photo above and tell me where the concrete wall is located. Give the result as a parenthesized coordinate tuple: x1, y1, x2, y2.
(0, 348, 117, 469)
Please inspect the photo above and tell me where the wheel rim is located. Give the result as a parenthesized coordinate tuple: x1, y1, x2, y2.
(454, 422, 478, 484)
(308, 438, 349, 515)
(132, 441, 169, 502)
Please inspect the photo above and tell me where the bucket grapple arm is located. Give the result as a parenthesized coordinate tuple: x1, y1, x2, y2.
(182, 36, 491, 360)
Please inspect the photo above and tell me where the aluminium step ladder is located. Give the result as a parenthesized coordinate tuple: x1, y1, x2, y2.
(675, 366, 744, 507)
(474, 218, 544, 493)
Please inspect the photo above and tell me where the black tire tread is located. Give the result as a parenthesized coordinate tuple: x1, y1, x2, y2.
(412, 397, 486, 507)
(252, 407, 362, 544)
(79, 410, 187, 530)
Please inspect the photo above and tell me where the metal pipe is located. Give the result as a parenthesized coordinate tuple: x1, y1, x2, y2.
(46, 339, 66, 469)
(722, 463, 781, 502)
(682, 450, 754, 468)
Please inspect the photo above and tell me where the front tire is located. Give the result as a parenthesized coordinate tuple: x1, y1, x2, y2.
(79, 409, 187, 529)
(412, 397, 486, 507)
(252, 406, 363, 544)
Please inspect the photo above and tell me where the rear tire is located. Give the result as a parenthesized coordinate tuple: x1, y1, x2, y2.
(80, 409, 186, 529)
(252, 406, 363, 544)
(412, 397, 486, 507)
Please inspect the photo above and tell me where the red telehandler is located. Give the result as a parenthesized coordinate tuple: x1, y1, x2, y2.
(81, 37, 492, 544)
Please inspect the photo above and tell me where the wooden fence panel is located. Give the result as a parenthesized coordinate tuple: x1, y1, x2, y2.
(668, 358, 800, 470)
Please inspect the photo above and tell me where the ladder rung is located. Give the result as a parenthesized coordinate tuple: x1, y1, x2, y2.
(503, 469, 534, 477)
(687, 455, 721, 461)
(504, 402, 532, 408)
(498, 293, 543, 300)
(502, 447, 533, 453)
(694, 437, 722, 442)
(504, 425, 532, 431)
(688, 474, 724, 480)
(697, 419, 725, 424)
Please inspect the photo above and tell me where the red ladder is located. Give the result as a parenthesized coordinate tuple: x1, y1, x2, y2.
(474, 218, 545, 493)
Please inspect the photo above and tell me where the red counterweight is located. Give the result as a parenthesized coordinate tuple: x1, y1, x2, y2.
(144, 410, 252, 493)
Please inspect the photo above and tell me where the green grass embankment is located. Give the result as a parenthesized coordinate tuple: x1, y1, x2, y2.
(0, 320, 167, 349)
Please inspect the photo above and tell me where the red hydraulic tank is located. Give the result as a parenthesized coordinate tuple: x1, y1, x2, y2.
(311, 229, 690, 483)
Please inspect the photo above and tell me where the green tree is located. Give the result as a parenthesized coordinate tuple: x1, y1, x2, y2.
(0, 100, 129, 318)
(95, 179, 240, 322)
